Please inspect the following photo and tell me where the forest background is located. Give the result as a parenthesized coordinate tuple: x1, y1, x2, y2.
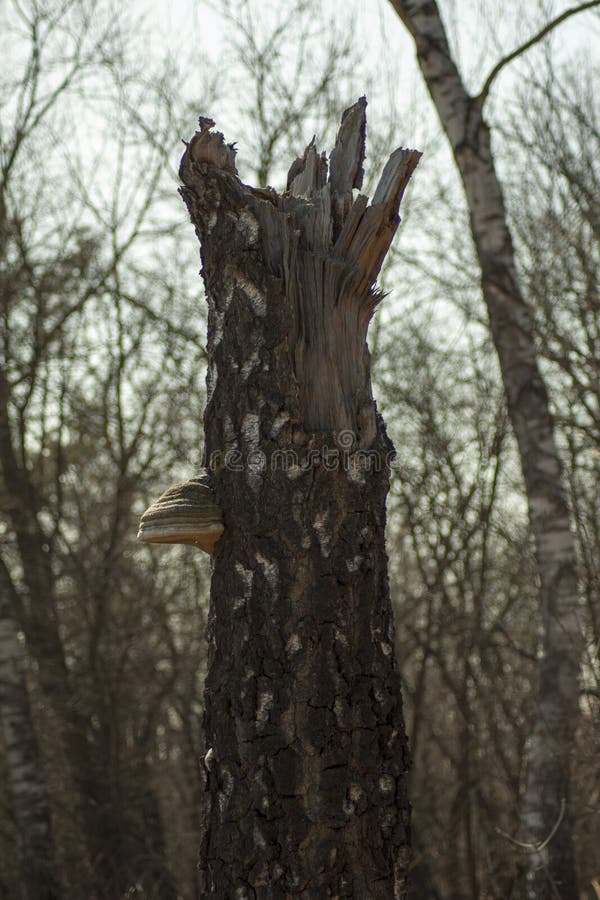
(0, 0, 598, 897)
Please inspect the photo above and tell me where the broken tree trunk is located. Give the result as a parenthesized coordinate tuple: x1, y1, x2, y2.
(389, 2, 584, 897)
(179, 100, 420, 897)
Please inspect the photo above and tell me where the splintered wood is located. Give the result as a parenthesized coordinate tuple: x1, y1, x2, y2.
(180, 97, 420, 444)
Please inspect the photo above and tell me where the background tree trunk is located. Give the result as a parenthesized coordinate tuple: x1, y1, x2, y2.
(0, 373, 99, 897)
(0, 558, 60, 900)
(389, 2, 584, 897)
(179, 102, 420, 897)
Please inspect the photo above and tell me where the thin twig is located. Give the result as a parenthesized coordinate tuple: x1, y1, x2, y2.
(495, 798, 566, 853)
(476, 1, 600, 107)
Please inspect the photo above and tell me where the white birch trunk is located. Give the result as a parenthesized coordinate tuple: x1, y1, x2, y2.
(389, 2, 583, 897)
(0, 559, 60, 900)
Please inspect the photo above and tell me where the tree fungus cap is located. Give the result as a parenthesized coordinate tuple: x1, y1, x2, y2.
(137, 473, 224, 555)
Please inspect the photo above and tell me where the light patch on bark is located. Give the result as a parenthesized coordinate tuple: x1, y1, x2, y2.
(334, 627, 348, 646)
(255, 552, 278, 592)
(248, 457, 265, 488)
(234, 271, 267, 317)
(360, 525, 372, 540)
(241, 337, 264, 381)
(236, 209, 259, 246)
(217, 766, 234, 814)
(211, 283, 234, 349)
(286, 633, 302, 654)
(350, 784, 365, 804)
(313, 511, 332, 557)
(394, 846, 411, 900)
(388, 729, 401, 754)
(206, 360, 218, 402)
(241, 413, 263, 491)
(241, 413, 260, 447)
(253, 823, 266, 849)
(256, 688, 273, 728)
(379, 774, 395, 795)
(344, 783, 366, 816)
(347, 460, 366, 484)
(279, 701, 296, 744)
(235, 564, 253, 604)
(381, 808, 396, 829)
(380, 642, 393, 656)
(270, 410, 290, 437)
(223, 415, 237, 448)
(346, 555, 363, 572)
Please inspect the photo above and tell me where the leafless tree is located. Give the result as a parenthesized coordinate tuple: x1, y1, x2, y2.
(506, 59, 600, 888)
(387, 1, 599, 895)
(0, 0, 213, 895)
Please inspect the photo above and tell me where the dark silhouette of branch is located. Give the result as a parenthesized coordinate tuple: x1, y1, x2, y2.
(476, 1, 600, 107)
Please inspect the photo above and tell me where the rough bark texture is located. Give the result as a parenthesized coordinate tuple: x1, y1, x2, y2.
(388, 3, 583, 897)
(0, 558, 60, 900)
(179, 101, 420, 898)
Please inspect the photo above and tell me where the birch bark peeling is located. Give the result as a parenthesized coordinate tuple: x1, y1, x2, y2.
(389, 2, 583, 898)
(179, 101, 420, 897)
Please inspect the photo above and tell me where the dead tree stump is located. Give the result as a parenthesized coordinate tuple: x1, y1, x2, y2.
(179, 98, 420, 898)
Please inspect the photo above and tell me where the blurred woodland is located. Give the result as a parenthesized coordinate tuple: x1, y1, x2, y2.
(0, 0, 598, 897)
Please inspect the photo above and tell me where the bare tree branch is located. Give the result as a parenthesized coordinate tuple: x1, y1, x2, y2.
(476, 0, 600, 107)
(495, 799, 566, 853)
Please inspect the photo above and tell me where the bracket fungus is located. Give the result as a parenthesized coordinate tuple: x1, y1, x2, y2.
(137, 472, 224, 555)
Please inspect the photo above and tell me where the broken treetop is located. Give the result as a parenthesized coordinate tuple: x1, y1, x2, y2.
(179, 98, 420, 444)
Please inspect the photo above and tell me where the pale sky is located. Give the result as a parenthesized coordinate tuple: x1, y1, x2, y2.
(120, 0, 599, 205)
(119, 0, 599, 357)
(2, 0, 596, 355)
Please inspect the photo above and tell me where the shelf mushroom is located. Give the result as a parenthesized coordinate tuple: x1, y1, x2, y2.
(137, 472, 224, 555)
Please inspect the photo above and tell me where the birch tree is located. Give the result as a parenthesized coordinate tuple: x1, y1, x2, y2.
(387, 1, 598, 897)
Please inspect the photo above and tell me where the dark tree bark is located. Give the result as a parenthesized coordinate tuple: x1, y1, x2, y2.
(178, 102, 420, 897)
(388, 2, 586, 898)
(0, 558, 60, 900)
